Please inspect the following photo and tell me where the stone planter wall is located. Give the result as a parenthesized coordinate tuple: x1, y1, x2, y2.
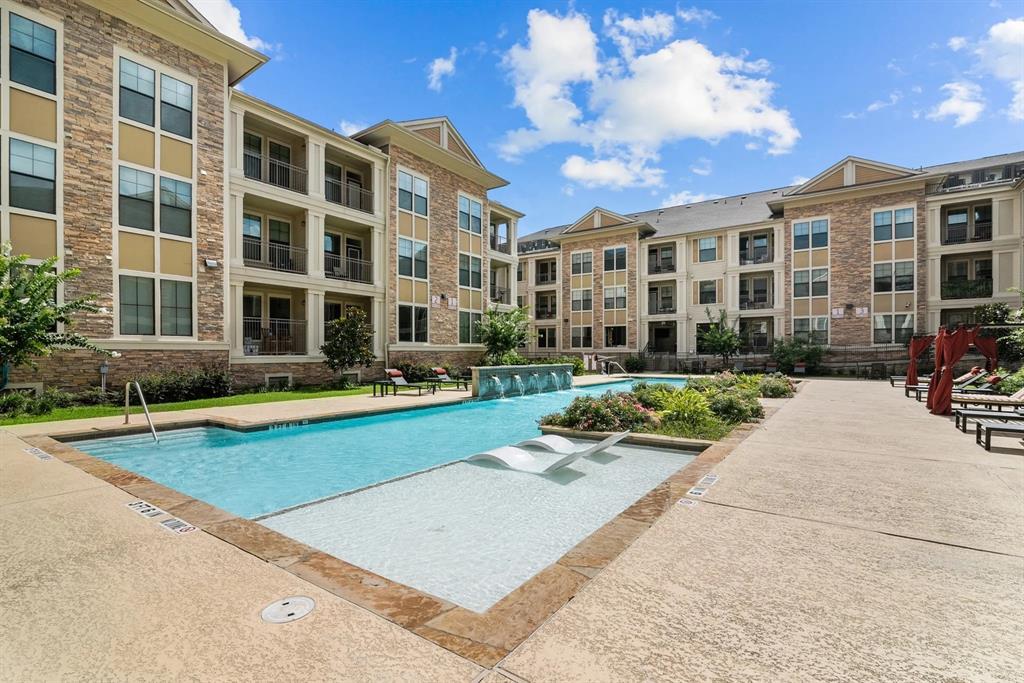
(470, 364, 574, 399)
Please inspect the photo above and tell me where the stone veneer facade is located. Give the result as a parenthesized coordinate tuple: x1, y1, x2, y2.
(783, 187, 927, 345)
(9, 0, 230, 391)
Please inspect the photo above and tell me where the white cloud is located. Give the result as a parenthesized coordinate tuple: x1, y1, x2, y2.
(427, 47, 458, 92)
(791, 175, 810, 185)
(499, 9, 799, 189)
(338, 120, 367, 136)
(886, 60, 907, 76)
(744, 141, 761, 150)
(192, 0, 277, 53)
(974, 17, 1024, 120)
(690, 157, 712, 176)
(948, 36, 968, 51)
(928, 81, 985, 126)
(676, 7, 719, 27)
(844, 90, 902, 120)
(660, 190, 720, 207)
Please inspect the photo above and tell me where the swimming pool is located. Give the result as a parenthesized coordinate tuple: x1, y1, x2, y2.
(76, 377, 687, 519)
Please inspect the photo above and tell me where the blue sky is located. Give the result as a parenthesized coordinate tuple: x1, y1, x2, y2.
(195, 1, 1022, 234)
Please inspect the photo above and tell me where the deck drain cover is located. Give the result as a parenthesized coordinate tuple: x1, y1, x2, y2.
(261, 596, 314, 624)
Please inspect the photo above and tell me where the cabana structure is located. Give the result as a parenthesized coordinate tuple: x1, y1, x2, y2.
(926, 326, 999, 416)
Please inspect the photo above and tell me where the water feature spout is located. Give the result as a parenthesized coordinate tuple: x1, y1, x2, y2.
(548, 371, 558, 391)
(511, 374, 525, 397)
(562, 370, 574, 390)
(527, 373, 540, 394)
(489, 375, 506, 400)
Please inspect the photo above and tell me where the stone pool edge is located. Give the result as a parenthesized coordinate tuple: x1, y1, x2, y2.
(18, 401, 780, 669)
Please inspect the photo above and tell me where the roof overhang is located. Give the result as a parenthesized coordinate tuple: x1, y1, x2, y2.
(85, 0, 268, 85)
(352, 121, 508, 190)
(490, 200, 525, 219)
(551, 220, 655, 242)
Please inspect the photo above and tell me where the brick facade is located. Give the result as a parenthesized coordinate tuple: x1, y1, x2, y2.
(388, 350, 484, 372)
(784, 187, 927, 345)
(229, 360, 385, 388)
(384, 145, 490, 347)
(8, 349, 228, 392)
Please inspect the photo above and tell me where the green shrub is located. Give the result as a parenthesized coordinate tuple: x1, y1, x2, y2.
(623, 355, 646, 373)
(759, 373, 795, 398)
(658, 388, 713, 425)
(124, 367, 232, 404)
(631, 381, 682, 410)
(771, 338, 826, 374)
(542, 391, 659, 432)
(996, 367, 1024, 396)
(520, 355, 586, 376)
(704, 387, 763, 423)
(0, 390, 30, 416)
(657, 414, 733, 440)
(71, 387, 118, 406)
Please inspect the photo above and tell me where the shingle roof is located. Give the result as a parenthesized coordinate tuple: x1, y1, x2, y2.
(920, 150, 1024, 175)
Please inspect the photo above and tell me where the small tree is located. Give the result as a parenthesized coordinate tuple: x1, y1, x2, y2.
(477, 305, 531, 364)
(320, 308, 376, 377)
(701, 307, 742, 368)
(0, 243, 109, 389)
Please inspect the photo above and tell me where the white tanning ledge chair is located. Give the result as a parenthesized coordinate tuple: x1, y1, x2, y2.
(516, 430, 630, 456)
(467, 431, 630, 474)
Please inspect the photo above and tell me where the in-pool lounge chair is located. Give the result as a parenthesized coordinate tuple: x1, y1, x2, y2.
(378, 369, 435, 396)
(431, 367, 469, 391)
(468, 431, 630, 474)
(516, 430, 631, 456)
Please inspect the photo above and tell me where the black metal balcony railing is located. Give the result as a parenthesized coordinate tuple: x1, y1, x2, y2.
(490, 284, 510, 304)
(243, 151, 308, 194)
(648, 263, 675, 275)
(650, 303, 676, 314)
(324, 252, 372, 284)
(941, 278, 993, 300)
(740, 251, 773, 265)
(490, 236, 511, 254)
(243, 237, 307, 274)
(739, 297, 772, 310)
(941, 223, 992, 245)
(325, 178, 373, 214)
(241, 316, 307, 355)
(535, 275, 557, 285)
(535, 309, 557, 320)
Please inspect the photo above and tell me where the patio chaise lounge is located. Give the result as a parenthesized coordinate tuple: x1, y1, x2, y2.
(379, 369, 436, 396)
(907, 369, 988, 400)
(975, 419, 1024, 451)
(467, 431, 630, 474)
(890, 375, 929, 387)
(951, 388, 1024, 410)
(954, 407, 1024, 433)
(516, 430, 631, 456)
(431, 367, 469, 391)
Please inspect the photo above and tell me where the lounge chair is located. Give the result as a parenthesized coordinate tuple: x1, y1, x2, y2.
(380, 369, 435, 396)
(951, 388, 1024, 410)
(908, 371, 989, 401)
(954, 407, 1024, 433)
(890, 375, 929, 387)
(515, 430, 631, 456)
(975, 419, 1024, 451)
(467, 430, 630, 473)
(431, 367, 468, 391)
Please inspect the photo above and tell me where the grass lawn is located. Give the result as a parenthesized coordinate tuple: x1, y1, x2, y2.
(0, 385, 374, 426)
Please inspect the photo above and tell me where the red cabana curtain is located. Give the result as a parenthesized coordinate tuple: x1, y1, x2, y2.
(926, 327, 947, 410)
(971, 328, 999, 371)
(931, 327, 972, 416)
(905, 335, 935, 386)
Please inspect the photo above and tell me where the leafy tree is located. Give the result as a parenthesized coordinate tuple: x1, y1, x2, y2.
(320, 308, 376, 375)
(477, 305, 531, 364)
(0, 243, 108, 389)
(700, 307, 742, 367)
(973, 289, 1023, 363)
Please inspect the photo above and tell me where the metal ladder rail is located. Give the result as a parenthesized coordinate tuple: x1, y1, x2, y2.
(124, 381, 159, 443)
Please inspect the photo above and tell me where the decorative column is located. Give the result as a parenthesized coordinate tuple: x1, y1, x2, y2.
(229, 192, 244, 267)
(306, 290, 324, 356)
(308, 210, 325, 279)
(230, 283, 243, 357)
(373, 296, 386, 358)
(372, 227, 386, 288)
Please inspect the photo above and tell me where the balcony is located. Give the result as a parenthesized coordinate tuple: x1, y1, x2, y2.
(325, 252, 372, 284)
(243, 237, 307, 274)
(647, 263, 676, 275)
(325, 178, 373, 214)
(490, 235, 512, 254)
(739, 297, 772, 310)
(941, 223, 992, 245)
(490, 283, 511, 305)
(535, 309, 557, 320)
(739, 251, 773, 266)
(244, 151, 308, 194)
(649, 303, 676, 314)
(941, 278, 993, 300)
(242, 317, 307, 355)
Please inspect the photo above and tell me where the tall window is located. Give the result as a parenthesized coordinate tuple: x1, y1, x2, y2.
(571, 289, 592, 311)
(536, 259, 556, 284)
(516, 262, 523, 281)
(794, 270, 810, 298)
(604, 246, 626, 271)
(10, 14, 56, 94)
(571, 326, 592, 348)
(571, 251, 592, 275)
(794, 316, 828, 344)
(459, 254, 481, 288)
(398, 170, 428, 216)
(698, 237, 717, 262)
(242, 214, 262, 239)
(811, 268, 829, 296)
(793, 222, 809, 250)
(10, 139, 56, 214)
(811, 219, 829, 247)
(699, 280, 717, 304)
(874, 313, 914, 344)
(160, 74, 193, 138)
(793, 219, 828, 249)
(604, 286, 626, 310)
(459, 311, 482, 343)
(398, 304, 428, 342)
(794, 269, 828, 297)
(459, 196, 482, 234)
(605, 326, 626, 347)
(119, 275, 155, 335)
(874, 208, 914, 241)
(538, 327, 557, 348)
(398, 238, 428, 279)
(894, 261, 914, 291)
(119, 58, 155, 126)
(160, 280, 192, 336)
(873, 264, 892, 293)
(118, 167, 154, 230)
(159, 178, 192, 237)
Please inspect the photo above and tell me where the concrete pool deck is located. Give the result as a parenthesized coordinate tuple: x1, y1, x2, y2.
(2, 377, 1022, 680)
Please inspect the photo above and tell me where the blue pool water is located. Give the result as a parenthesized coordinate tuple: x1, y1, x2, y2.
(76, 378, 687, 519)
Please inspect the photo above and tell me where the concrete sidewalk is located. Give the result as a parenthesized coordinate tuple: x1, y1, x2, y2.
(499, 379, 1024, 681)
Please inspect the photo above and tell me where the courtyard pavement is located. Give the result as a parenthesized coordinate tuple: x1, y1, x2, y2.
(1, 378, 1021, 681)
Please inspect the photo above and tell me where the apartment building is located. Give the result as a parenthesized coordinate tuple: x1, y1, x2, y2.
(518, 152, 1022, 360)
(5, 0, 522, 392)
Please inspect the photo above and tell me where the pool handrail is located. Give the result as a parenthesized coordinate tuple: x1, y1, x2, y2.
(124, 381, 159, 443)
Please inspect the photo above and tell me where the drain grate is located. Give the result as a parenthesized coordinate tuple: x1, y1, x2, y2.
(261, 596, 314, 624)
